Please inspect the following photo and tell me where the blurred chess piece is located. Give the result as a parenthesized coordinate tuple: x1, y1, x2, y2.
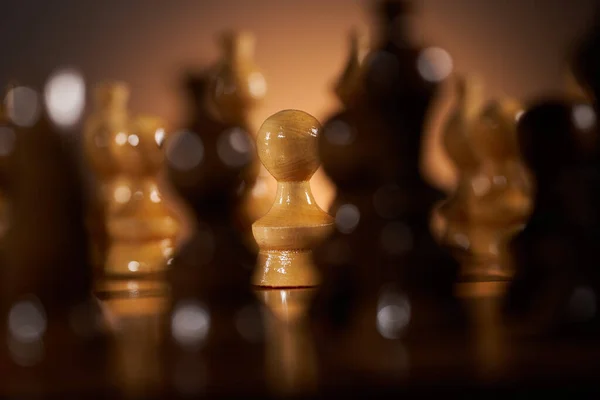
(208, 31, 266, 127)
(83, 82, 129, 274)
(320, 29, 369, 217)
(89, 86, 173, 385)
(333, 29, 370, 107)
(105, 115, 179, 277)
(504, 98, 600, 335)
(439, 81, 520, 381)
(252, 110, 334, 287)
(504, 11, 600, 335)
(83, 83, 126, 278)
(435, 76, 484, 240)
(310, 0, 463, 390)
(566, 68, 593, 103)
(0, 85, 15, 244)
(0, 98, 110, 395)
(453, 100, 530, 372)
(439, 77, 532, 279)
(207, 31, 272, 239)
(573, 7, 600, 102)
(163, 72, 266, 397)
(320, 30, 372, 216)
(259, 289, 318, 396)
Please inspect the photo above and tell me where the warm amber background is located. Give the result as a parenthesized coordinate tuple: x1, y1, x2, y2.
(0, 0, 597, 191)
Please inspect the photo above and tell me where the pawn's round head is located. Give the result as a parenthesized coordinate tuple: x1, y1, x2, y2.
(257, 110, 321, 182)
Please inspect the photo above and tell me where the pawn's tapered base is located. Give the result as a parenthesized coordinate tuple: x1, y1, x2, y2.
(252, 250, 321, 288)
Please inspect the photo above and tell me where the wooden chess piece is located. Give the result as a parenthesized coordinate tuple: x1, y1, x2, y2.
(309, 1, 464, 391)
(439, 77, 532, 280)
(504, 98, 600, 335)
(503, 11, 600, 335)
(436, 76, 484, 244)
(207, 31, 272, 236)
(573, 7, 600, 103)
(252, 110, 334, 288)
(208, 31, 266, 127)
(565, 69, 592, 103)
(0, 86, 14, 244)
(333, 29, 370, 107)
(467, 101, 531, 276)
(0, 102, 110, 396)
(437, 78, 524, 380)
(163, 72, 266, 397)
(104, 114, 179, 277)
(83, 82, 129, 274)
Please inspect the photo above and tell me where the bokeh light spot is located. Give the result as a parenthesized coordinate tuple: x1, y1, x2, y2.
(335, 204, 360, 234)
(417, 47, 453, 82)
(5, 86, 41, 127)
(44, 68, 86, 129)
(166, 130, 204, 171)
(171, 301, 211, 349)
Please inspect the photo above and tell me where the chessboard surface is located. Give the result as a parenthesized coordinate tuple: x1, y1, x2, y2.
(95, 281, 600, 398)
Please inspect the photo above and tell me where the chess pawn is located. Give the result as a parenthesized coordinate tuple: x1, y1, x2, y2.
(83, 82, 129, 273)
(105, 115, 179, 276)
(333, 29, 370, 107)
(252, 110, 334, 287)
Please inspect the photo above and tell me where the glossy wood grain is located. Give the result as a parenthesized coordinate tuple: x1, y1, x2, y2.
(252, 110, 334, 287)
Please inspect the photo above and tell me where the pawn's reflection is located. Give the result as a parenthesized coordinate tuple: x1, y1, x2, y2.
(258, 288, 318, 396)
(98, 279, 168, 398)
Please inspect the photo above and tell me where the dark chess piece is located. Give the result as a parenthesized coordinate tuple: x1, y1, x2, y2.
(309, 0, 465, 390)
(162, 73, 266, 398)
(207, 31, 269, 244)
(332, 28, 370, 109)
(0, 89, 111, 397)
(503, 6, 600, 336)
(573, 7, 600, 102)
(0, 87, 12, 246)
(504, 99, 600, 335)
